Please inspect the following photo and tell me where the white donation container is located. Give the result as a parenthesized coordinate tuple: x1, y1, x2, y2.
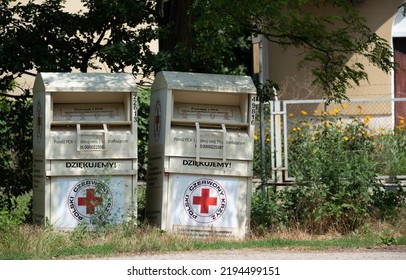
(32, 72, 138, 229)
(146, 71, 256, 239)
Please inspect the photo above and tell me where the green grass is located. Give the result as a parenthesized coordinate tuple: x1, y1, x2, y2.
(1, 223, 405, 260)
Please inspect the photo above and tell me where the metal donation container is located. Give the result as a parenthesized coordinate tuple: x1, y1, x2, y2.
(146, 71, 256, 239)
(32, 72, 138, 229)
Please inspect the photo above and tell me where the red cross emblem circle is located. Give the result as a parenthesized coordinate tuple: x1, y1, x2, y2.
(183, 178, 227, 223)
(68, 179, 113, 221)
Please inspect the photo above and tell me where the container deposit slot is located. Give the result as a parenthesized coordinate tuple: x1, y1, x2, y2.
(50, 92, 132, 152)
(170, 91, 250, 162)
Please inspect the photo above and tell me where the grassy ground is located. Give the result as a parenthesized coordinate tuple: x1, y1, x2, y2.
(1, 220, 405, 260)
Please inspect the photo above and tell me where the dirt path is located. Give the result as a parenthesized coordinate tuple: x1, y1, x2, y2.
(102, 246, 406, 260)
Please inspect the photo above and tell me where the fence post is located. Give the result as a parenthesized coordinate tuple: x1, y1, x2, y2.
(270, 98, 284, 184)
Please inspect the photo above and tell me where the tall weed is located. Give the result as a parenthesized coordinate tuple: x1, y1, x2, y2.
(252, 109, 406, 234)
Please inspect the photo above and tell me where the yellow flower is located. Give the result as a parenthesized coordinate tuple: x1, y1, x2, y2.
(266, 138, 270, 142)
(301, 110, 307, 115)
(344, 136, 349, 141)
(341, 103, 348, 109)
(311, 136, 316, 141)
(289, 113, 294, 117)
(364, 114, 371, 124)
(254, 135, 258, 141)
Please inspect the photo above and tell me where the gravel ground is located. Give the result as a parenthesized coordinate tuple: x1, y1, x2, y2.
(103, 246, 406, 260)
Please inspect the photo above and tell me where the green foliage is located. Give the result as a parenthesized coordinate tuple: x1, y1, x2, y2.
(379, 228, 398, 246)
(0, 97, 33, 197)
(189, 0, 394, 103)
(374, 125, 406, 176)
(137, 89, 150, 181)
(251, 109, 406, 234)
(371, 185, 406, 221)
(0, 0, 158, 90)
(0, 192, 31, 232)
(250, 189, 285, 233)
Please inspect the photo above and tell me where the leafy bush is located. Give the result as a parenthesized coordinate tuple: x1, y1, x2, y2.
(0, 192, 31, 232)
(137, 89, 150, 181)
(251, 108, 406, 234)
(374, 120, 406, 176)
(0, 97, 33, 197)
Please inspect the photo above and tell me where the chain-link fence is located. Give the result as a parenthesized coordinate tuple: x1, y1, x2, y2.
(262, 98, 406, 184)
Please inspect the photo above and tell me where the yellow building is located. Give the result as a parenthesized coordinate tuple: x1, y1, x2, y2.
(255, 0, 406, 128)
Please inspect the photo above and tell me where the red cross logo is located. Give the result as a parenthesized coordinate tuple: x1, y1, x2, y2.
(193, 188, 218, 214)
(36, 101, 42, 141)
(154, 100, 161, 141)
(77, 188, 103, 214)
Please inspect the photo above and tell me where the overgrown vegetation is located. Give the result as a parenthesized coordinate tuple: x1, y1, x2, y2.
(0, 97, 33, 198)
(251, 107, 406, 235)
(1, 189, 405, 259)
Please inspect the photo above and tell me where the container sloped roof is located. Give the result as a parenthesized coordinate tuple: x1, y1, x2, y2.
(152, 71, 257, 94)
(33, 72, 137, 93)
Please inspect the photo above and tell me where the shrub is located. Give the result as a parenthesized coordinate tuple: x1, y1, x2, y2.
(251, 108, 406, 235)
(0, 192, 32, 232)
(0, 97, 33, 197)
(374, 121, 406, 176)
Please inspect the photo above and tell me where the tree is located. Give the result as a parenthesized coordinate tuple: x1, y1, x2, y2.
(158, 0, 395, 103)
(156, 0, 253, 76)
(0, 0, 158, 96)
(0, 96, 32, 197)
(0, 0, 158, 195)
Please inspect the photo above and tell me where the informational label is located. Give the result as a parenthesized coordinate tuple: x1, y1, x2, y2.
(168, 158, 251, 176)
(171, 175, 239, 227)
(53, 103, 126, 121)
(168, 127, 251, 159)
(32, 156, 45, 191)
(173, 225, 234, 238)
(250, 95, 257, 125)
(173, 103, 242, 122)
(48, 131, 134, 158)
(52, 160, 132, 172)
(78, 134, 106, 151)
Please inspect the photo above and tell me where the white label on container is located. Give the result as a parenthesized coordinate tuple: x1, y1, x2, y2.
(53, 103, 126, 121)
(173, 103, 242, 122)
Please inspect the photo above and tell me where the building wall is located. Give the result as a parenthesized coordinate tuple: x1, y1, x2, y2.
(267, 0, 405, 101)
